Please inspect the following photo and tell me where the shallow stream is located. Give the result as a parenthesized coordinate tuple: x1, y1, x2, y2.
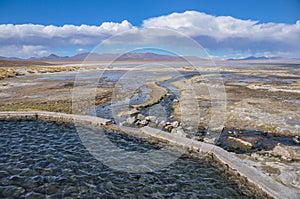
(0, 119, 262, 198)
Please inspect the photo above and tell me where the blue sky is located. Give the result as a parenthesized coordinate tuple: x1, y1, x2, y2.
(0, 0, 300, 59)
(1, 0, 300, 25)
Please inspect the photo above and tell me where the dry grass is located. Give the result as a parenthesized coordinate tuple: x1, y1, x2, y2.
(0, 68, 25, 80)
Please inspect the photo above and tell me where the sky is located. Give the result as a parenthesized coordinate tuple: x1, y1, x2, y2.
(0, 0, 300, 59)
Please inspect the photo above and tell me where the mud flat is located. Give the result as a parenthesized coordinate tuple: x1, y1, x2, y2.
(0, 68, 114, 113)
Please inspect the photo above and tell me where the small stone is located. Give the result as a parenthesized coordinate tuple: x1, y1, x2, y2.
(158, 120, 166, 128)
(203, 137, 216, 144)
(227, 137, 253, 150)
(257, 157, 265, 161)
(139, 120, 149, 126)
(126, 117, 137, 125)
(285, 146, 300, 161)
(119, 121, 126, 126)
(250, 153, 260, 159)
(273, 144, 291, 159)
(292, 136, 300, 144)
(164, 125, 173, 131)
(171, 121, 179, 128)
(137, 114, 145, 121)
(173, 99, 179, 103)
(145, 116, 157, 122)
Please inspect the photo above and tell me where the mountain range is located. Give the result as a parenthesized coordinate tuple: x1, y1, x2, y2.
(0, 52, 202, 62)
(1, 53, 298, 62)
(227, 56, 284, 61)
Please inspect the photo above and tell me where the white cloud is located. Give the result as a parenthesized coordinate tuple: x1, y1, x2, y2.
(0, 11, 299, 58)
(77, 48, 85, 52)
(0, 45, 49, 58)
(142, 11, 300, 42)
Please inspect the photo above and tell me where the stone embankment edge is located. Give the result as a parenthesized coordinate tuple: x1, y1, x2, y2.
(0, 111, 299, 199)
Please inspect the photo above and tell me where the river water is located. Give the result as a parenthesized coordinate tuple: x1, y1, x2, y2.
(0, 119, 262, 198)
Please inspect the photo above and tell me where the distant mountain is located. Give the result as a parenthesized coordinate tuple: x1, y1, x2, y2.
(0, 60, 50, 67)
(1, 52, 202, 62)
(227, 56, 282, 61)
(28, 53, 70, 61)
(0, 56, 23, 61)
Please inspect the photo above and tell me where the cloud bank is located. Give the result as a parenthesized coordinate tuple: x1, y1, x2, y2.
(0, 11, 299, 58)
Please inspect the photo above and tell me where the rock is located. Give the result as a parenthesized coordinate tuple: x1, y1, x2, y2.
(286, 146, 300, 161)
(169, 115, 174, 119)
(164, 124, 173, 131)
(292, 136, 300, 144)
(227, 137, 253, 150)
(272, 144, 291, 160)
(119, 121, 126, 126)
(158, 120, 166, 128)
(117, 109, 139, 117)
(139, 120, 149, 126)
(171, 121, 179, 128)
(137, 114, 145, 121)
(173, 99, 179, 103)
(251, 153, 260, 159)
(203, 137, 216, 144)
(145, 116, 157, 123)
(126, 117, 137, 125)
